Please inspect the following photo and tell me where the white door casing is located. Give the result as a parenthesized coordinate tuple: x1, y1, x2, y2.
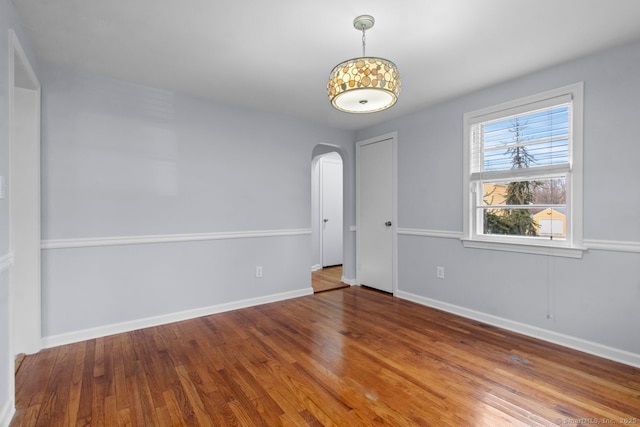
(356, 133, 397, 293)
(320, 156, 343, 267)
(9, 30, 42, 356)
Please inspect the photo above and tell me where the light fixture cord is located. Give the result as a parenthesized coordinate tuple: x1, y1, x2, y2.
(361, 26, 366, 57)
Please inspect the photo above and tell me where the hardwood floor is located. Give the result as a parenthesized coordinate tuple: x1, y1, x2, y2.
(311, 266, 348, 293)
(11, 287, 640, 426)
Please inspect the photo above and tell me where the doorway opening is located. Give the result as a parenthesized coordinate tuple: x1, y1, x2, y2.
(311, 148, 345, 293)
(312, 265, 348, 293)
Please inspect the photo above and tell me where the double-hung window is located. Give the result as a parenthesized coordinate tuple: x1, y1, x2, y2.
(462, 83, 584, 258)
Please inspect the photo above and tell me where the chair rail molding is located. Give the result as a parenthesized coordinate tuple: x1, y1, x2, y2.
(583, 238, 640, 253)
(398, 227, 640, 254)
(41, 228, 312, 250)
(397, 228, 464, 239)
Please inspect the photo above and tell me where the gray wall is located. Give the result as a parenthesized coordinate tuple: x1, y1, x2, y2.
(356, 40, 640, 357)
(40, 63, 355, 338)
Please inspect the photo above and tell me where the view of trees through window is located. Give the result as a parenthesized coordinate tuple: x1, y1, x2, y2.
(483, 178, 566, 238)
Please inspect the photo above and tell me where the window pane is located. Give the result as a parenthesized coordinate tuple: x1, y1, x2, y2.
(482, 178, 566, 206)
(482, 105, 570, 172)
(482, 208, 539, 237)
(480, 177, 567, 239)
(531, 177, 566, 205)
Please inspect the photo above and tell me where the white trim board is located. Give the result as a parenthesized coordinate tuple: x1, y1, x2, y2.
(42, 228, 312, 250)
(583, 239, 640, 253)
(341, 276, 356, 286)
(9, 29, 42, 357)
(397, 228, 464, 240)
(396, 290, 640, 369)
(43, 287, 313, 348)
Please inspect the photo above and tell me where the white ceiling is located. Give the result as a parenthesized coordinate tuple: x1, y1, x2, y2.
(13, 0, 640, 131)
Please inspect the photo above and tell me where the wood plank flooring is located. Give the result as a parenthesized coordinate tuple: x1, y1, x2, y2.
(311, 266, 348, 293)
(11, 287, 640, 426)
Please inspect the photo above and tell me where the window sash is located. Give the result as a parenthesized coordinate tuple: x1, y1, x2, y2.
(470, 101, 573, 177)
(466, 93, 572, 126)
(470, 163, 569, 182)
(471, 172, 570, 241)
(480, 204, 566, 210)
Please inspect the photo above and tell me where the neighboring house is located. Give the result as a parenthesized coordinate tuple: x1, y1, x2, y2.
(533, 207, 567, 238)
(482, 182, 507, 206)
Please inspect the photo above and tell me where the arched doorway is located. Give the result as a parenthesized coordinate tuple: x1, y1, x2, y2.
(311, 145, 347, 293)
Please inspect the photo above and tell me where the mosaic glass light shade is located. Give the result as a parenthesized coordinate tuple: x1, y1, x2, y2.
(327, 57, 401, 113)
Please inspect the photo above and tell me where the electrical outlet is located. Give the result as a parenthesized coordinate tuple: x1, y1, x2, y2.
(255, 266, 263, 278)
(436, 266, 445, 279)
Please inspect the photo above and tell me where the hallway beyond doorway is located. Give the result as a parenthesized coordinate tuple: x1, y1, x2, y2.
(312, 266, 348, 293)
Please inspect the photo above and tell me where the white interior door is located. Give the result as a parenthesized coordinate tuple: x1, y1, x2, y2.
(320, 156, 343, 267)
(357, 134, 396, 293)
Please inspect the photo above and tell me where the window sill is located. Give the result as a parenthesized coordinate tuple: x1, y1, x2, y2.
(461, 238, 586, 258)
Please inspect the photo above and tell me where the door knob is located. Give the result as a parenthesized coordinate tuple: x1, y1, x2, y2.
(323, 219, 329, 223)
(385, 221, 392, 227)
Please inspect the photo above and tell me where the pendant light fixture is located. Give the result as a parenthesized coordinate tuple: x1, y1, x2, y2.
(327, 15, 401, 114)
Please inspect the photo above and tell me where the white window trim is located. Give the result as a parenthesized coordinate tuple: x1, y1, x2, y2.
(462, 83, 585, 258)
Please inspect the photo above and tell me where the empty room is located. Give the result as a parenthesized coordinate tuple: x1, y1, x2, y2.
(1, 1, 639, 425)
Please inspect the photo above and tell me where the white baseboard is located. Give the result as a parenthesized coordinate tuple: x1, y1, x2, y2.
(0, 400, 14, 427)
(341, 276, 356, 286)
(43, 287, 313, 348)
(310, 264, 321, 272)
(396, 290, 640, 369)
